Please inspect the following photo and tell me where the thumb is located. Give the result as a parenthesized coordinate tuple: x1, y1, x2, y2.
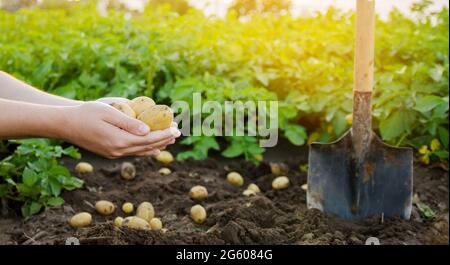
(104, 109, 150, 136)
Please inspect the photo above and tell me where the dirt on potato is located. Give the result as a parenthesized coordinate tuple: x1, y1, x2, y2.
(1, 152, 448, 245)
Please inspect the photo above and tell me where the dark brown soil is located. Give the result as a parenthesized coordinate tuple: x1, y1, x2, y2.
(1, 152, 448, 245)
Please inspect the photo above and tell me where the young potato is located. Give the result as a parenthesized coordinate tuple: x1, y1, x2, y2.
(247, 183, 261, 193)
(122, 216, 150, 230)
(155, 151, 174, 164)
(242, 189, 256, 197)
(190, 204, 207, 224)
(95, 200, 116, 215)
(137, 105, 173, 131)
(301, 183, 308, 191)
(120, 162, 136, 181)
(189, 185, 208, 200)
(128, 96, 156, 116)
(122, 202, 134, 214)
(75, 162, 93, 173)
(114, 216, 124, 227)
(110, 102, 136, 118)
(136, 201, 155, 222)
(149, 218, 163, 230)
(270, 162, 289, 175)
(272, 176, 290, 190)
(69, 212, 92, 228)
(158, 167, 172, 175)
(226, 172, 244, 187)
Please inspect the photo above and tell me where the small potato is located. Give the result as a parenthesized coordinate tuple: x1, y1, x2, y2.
(120, 162, 136, 181)
(247, 183, 261, 193)
(272, 176, 290, 190)
(136, 201, 155, 222)
(301, 184, 308, 191)
(128, 96, 156, 116)
(270, 162, 289, 175)
(189, 185, 208, 200)
(155, 151, 174, 164)
(95, 200, 116, 215)
(149, 218, 163, 230)
(158, 167, 172, 175)
(137, 105, 173, 131)
(75, 162, 93, 173)
(254, 154, 263, 161)
(110, 102, 136, 118)
(69, 212, 92, 228)
(122, 216, 150, 230)
(190, 204, 207, 224)
(242, 189, 256, 197)
(114, 216, 124, 227)
(122, 202, 134, 214)
(226, 172, 244, 187)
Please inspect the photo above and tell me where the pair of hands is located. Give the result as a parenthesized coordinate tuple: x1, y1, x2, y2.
(63, 97, 180, 159)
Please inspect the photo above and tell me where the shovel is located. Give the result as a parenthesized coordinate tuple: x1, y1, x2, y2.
(306, 0, 413, 220)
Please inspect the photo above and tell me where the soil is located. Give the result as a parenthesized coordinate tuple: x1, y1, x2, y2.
(0, 145, 448, 245)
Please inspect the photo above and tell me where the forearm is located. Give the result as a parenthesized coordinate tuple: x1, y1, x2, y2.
(0, 70, 82, 106)
(0, 98, 68, 139)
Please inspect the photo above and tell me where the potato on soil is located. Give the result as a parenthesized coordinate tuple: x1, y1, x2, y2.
(190, 204, 207, 224)
(243, 189, 256, 197)
(136, 202, 155, 222)
(75, 162, 93, 173)
(270, 162, 289, 175)
(110, 102, 136, 118)
(272, 176, 290, 190)
(120, 162, 136, 180)
(247, 183, 261, 193)
(149, 218, 163, 230)
(226, 172, 244, 187)
(137, 105, 173, 131)
(189, 185, 208, 200)
(155, 150, 174, 164)
(114, 216, 124, 227)
(69, 212, 92, 228)
(158, 167, 172, 175)
(128, 96, 155, 116)
(95, 200, 116, 215)
(301, 184, 308, 191)
(122, 216, 150, 230)
(122, 202, 134, 214)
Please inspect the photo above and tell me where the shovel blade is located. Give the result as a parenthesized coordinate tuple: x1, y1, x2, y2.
(307, 130, 413, 220)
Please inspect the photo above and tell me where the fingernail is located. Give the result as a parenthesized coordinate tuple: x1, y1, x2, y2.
(170, 127, 181, 137)
(139, 124, 150, 134)
(152, 149, 161, 156)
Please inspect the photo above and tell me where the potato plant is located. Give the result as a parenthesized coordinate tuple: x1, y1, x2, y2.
(0, 139, 83, 218)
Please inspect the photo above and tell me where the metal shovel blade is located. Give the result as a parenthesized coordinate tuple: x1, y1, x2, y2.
(307, 130, 413, 220)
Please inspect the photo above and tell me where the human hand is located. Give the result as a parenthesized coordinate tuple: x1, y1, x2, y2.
(60, 101, 180, 159)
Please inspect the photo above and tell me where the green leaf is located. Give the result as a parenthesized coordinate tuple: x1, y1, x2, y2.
(22, 168, 38, 187)
(62, 146, 81, 159)
(21, 202, 42, 218)
(433, 150, 449, 159)
(46, 197, 65, 207)
(414, 95, 446, 113)
(285, 124, 307, 146)
(380, 110, 415, 141)
(222, 143, 244, 158)
(438, 127, 449, 149)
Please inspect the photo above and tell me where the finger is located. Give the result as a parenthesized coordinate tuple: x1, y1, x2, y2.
(128, 127, 180, 146)
(121, 136, 176, 156)
(135, 149, 161, 157)
(103, 107, 150, 136)
(97, 97, 130, 105)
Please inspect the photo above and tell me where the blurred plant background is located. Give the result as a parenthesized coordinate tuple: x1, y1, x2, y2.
(0, 0, 448, 164)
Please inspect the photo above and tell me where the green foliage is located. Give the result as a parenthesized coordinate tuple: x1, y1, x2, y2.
(415, 202, 437, 220)
(0, 2, 448, 163)
(0, 139, 83, 218)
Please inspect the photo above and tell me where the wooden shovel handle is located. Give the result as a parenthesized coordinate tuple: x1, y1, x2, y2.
(354, 0, 375, 92)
